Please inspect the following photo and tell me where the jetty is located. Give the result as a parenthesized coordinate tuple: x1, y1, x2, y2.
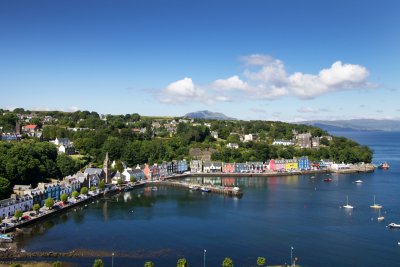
(152, 180, 244, 197)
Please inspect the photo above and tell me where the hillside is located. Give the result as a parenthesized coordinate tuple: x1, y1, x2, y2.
(300, 119, 400, 132)
(184, 110, 236, 120)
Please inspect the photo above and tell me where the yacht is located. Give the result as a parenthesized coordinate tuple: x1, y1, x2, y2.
(343, 195, 354, 209)
(370, 195, 382, 209)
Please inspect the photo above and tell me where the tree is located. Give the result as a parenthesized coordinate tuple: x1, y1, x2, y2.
(222, 257, 234, 267)
(257, 257, 266, 266)
(53, 261, 63, 267)
(60, 193, 68, 204)
(45, 198, 55, 209)
(130, 176, 136, 183)
(117, 179, 123, 186)
(0, 177, 11, 199)
(144, 262, 154, 267)
(80, 187, 88, 195)
(14, 210, 23, 220)
(72, 191, 79, 199)
(33, 204, 40, 214)
(99, 181, 105, 191)
(177, 258, 188, 267)
(92, 259, 104, 267)
(57, 154, 79, 178)
(9, 263, 23, 267)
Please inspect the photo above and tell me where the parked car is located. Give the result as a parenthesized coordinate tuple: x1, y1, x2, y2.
(21, 215, 31, 221)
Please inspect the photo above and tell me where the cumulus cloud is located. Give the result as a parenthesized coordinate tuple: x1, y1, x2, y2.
(212, 76, 248, 90)
(157, 55, 373, 104)
(159, 77, 207, 104)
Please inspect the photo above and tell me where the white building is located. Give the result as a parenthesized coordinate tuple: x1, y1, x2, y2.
(272, 140, 294, 146)
(226, 143, 239, 149)
(0, 195, 33, 219)
(244, 134, 257, 142)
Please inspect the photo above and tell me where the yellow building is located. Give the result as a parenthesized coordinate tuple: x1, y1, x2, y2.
(285, 159, 298, 171)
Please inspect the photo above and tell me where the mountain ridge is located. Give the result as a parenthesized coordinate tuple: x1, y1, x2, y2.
(184, 110, 236, 120)
(299, 119, 400, 132)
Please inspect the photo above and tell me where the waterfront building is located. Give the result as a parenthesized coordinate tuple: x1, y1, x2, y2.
(38, 182, 61, 202)
(203, 161, 222, 173)
(298, 156, 310, 170)
(274, 159, 286, 172)
(122, 168, 145, 182)
(235, 163, 248, 173)
(247, 162, 265, 173)
(13, 184, 32, 197)
(190, 160, 203, 173)
(223, 162, 236, 173)
(331, 162, 350, 170)
(149, 164, 160, 180)
(268, 159, 276, 171)
(285, 159, 298, 172)
(177, 159, 188, 173)
(143, 164, 151, 180)
(159, 162, 168, 178)
(111, 171, 124, 184)
(0, 194, 33, 219)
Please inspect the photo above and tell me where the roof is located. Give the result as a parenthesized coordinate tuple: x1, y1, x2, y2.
(13, 184, 32, 190)
(23, 124, 38, 129)
(84, 168, 103, 176)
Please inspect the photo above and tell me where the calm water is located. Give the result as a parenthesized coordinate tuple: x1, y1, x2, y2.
(12, 131, 400, 267)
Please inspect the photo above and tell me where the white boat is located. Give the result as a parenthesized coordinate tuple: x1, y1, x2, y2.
(343, 195, 354, 209)
(201, 187, 211, 193)
(370, 195, 382, 209)
(355, 180, 363, 183)
(377, 209, 385, 221)
(388, 223, 400, 229)
(151, 186, 158, 191)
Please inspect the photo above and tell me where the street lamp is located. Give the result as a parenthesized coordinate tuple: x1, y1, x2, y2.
(290, 246, 294, 267)
(204, 249, 206, 267)
(112, 252, 114, 267)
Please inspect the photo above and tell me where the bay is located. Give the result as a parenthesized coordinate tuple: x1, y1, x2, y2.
(12, 131, 400, 267)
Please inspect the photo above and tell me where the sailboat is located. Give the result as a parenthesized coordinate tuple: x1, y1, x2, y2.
(343, 195, 354, 209)
(370, 195, 382, 209)
(377, 208, 385, 221)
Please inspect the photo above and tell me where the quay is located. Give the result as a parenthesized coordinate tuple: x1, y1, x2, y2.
(152, 180, 244, 197)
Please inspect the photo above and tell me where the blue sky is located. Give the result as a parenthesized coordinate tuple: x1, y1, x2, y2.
(0, 0, 399, 121)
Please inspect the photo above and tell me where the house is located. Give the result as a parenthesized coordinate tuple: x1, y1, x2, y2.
(285, 159, 298, 172)
(13, 184, 32, 197)
(211, 131, 218, 139)
(51, 138, 75, 155)
(222, 163, 235, 173)
(235, 163, 248, 173)
(274, 159, 286, 172)
(143, 164, 151, 179)
(203, 162, 222, 173)
(268, 159, 276, 171)
(330, 162, 350, 170)
(177, 160, 188, 173)
(37, 182, 61, 202)
(272, 140, 294, 146)
(244, 134, 257, 142)
(159, 162, 168, 178)
(298, 157, 310, 171)
(84, 167, 105, 180)
(21, 124, 38, 133)
(247, 162, 265, 173)
(122, 168, 145, 182)
(0, 194, 33, 219)
(190, 160, 203, 173)
(311, 137, 320, 148)
(167, 161, 177, 175)
(111, 171, 124, 184)
(62, 176, 81, 193)
(150, 164, 160, 180)
(226, 143, 239, 149)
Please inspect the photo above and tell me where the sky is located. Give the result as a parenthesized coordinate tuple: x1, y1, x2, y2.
(0, 0, 399, 122)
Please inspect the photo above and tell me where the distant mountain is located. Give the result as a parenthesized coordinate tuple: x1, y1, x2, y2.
(184, 110, 236, 120)
(299, 119, 400, 132)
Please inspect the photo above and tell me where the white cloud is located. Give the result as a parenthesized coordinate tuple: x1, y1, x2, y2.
(159, 77, 207, 104)
(212, 76, 248, 90)
(297, 107, 330, 113)
(156, 55, 373, 105)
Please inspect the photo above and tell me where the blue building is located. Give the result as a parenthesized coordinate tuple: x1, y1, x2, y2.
(298, 156, 310, 171)
(177, 160, 188, 173)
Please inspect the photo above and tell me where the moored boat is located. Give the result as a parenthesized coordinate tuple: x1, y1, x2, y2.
(378, 162, 390, 170)
(324, 178, 332, 182)
(370, 195, 382, 209)
(0, 234, 13, 243)
(388, 223, 400, 228)
(201, 187, 211, 193)
(355, 180, 363, 183)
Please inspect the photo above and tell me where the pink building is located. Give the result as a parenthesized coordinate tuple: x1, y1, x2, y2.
(223, 163, 235, 173)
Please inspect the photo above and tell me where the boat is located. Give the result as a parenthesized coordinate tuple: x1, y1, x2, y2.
(370, 195, 382, 209)
(151, 186, 158, 191)
(343, 195, 354, 209)
(324, 178, 332, 182)
(388, 223, 400, 229)
(377, 209, 385, 221)
(200, 187, 211, 193)
(378, 162, 390, 170)
(354, 180, 363, 183)
(0, 234, 13, 243)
